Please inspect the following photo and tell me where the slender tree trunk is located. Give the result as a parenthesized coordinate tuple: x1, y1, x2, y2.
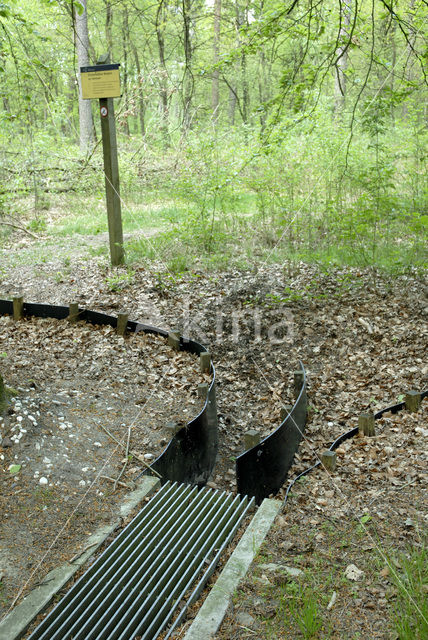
(257, 47, 269, 130)
(122, 6, 130, 136)
(228, 83, 237, 125)
(182, 0, 194, 131)
(235, 1, 249, 124)
(402, 0, 415, 118)
(390, 19, 396, 124)
(75, 0, 94, 153)
(211, 0, 221, 122)
(133, 46, 146, 136)
(104, 0, 113, 52)
(241, 49, 249, 123)
(334, 0, 352, 116)
(156, 0, 170, 145)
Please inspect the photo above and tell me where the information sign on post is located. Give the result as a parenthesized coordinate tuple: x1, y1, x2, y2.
(80, 64, 121, 99)
(80, 55, 124, 266)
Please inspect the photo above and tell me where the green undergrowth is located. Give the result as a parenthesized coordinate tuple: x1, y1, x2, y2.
(238, 522, 427, 640)
(1, 115, 426, 277)
(389, 544, 427, 640)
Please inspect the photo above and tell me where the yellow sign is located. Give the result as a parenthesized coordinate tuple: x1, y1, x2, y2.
(80, 64, 121, 99)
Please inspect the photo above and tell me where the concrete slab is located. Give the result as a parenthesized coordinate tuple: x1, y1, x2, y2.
(183, 497, 282, 640)
(0, 475, 160, 640)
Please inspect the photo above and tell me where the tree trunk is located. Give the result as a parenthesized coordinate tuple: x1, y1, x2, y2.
(133, 46, 146, 136)
(122, 6, 130, 136)
(156, 0, 170, 146)
(228, 83, 237, 125)
(211, 0, 221, 122)
(182, 0, 194, 132)
(75, 0, 94, 153)
(334, 0, 352, 116)
(235, 1, 249, 124)
(104, 0, 113, 52)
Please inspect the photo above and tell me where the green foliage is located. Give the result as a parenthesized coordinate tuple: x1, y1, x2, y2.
(390, 544, 427, 640)
(105, 268, 135, 292)
(0, 0, 426, 280)
(262, 579, 328, 639)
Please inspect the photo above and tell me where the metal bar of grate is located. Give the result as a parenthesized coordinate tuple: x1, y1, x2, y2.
(27, 483, 253, 640)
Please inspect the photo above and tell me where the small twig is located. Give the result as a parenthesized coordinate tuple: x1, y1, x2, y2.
(31, 577, 54, 589)
(68, 543, 98, 564)
(114, 425, 132, 491)
(99, 424, 161, 478)
(237, 626, 257, 635)
(395, 478, 417, 491)
(100, 475, 134, 489)
(125, 424, 132, 458)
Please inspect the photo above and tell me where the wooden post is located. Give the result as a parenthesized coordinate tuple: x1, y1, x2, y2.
(168, 331, 180, 350)
(293, 370, 304, 400)
(198, 383, 209, 398)
(321, 450, 337, 472)
(405, 391, 421, 413)
(358, 412, 376, 436)
(244, 429, 261, 450)
(68, 302, 79, 323)
(165, 421, 180, 437)
(97, 54, 124, 267)
(12, 296, 24, 321)
(200, 352, 211, 373)
(117, 312, 128, 336)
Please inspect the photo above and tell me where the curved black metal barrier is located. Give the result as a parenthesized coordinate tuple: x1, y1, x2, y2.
(0, 299, 218, 488)
(282, 390, 428, 508)
(236, 362, 307, 505)
(144, 355, 218, 487)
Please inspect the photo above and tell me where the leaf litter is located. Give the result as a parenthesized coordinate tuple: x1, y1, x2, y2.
(0, 245, 427, 637)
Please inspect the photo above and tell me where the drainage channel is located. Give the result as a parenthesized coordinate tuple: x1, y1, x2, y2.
(25, 482, 254, 640)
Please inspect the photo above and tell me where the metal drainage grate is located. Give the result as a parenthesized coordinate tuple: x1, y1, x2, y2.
(27, 482, 254, 640)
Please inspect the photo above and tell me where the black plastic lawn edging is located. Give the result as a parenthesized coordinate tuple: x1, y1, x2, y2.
(282, 390, 428, 508)
(0, 299, 218, 488)
(0, 298, 311, 504)
(236, 362, 308, 505)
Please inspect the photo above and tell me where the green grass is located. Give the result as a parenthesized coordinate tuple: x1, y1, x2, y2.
(43, 189, 192, 237)
(1, 140, 426, 278)
(390, 544, 427, 640)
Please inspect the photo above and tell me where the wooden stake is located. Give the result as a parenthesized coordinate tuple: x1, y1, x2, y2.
(358, 412, 375, 436)
(200, 352, 211, 373)
(68, 302, 79, 323)
(117, 312, 128, 336)
(244, 429, 261, 450)
(405, 391, 421, 413)
(321, 450, 337, 472)
(12, 296, 24, 321)
(198, 383, 209, 398)
(168, 331, 180, 350)
(165, 421, 180, 437)
(97, 54, 124, 267)
(293, 370, 304, 400)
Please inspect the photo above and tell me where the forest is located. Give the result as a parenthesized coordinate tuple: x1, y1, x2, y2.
(0, 0, 426, 272)
(0, 1, 427, 639)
